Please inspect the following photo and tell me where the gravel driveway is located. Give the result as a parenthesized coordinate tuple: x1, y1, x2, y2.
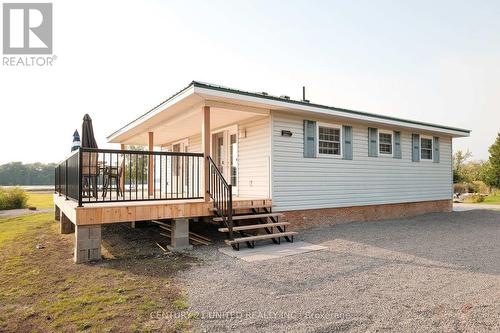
(0, 208, 52, 218)
(179, 210, 500, 333)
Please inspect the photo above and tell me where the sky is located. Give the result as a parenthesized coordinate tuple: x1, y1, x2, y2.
(0, 0, 499, 164)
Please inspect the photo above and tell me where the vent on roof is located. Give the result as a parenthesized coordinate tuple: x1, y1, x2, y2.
(280, 95, 290, 100)
(302, 86, 310, 103)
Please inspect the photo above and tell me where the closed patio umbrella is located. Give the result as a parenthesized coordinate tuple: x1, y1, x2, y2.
(81, 114, 98, 149)
(71, 129, 80, 152)
(81, 114, 99, 198)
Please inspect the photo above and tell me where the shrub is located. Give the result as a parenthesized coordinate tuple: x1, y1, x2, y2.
(453, 182, 478, 194)
(453, 183, 467, 195)
(471, 181, 490, 194)
(467, 182, 479, 193)
(0, 187, 28, 210)
(0, 190, 6, 210)
(463, 194, 485, 203)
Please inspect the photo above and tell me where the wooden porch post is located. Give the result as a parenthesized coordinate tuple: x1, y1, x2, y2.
(120, 144, 125, 194)
(148, 132, 154, 196)
(202, 106, 210, 202)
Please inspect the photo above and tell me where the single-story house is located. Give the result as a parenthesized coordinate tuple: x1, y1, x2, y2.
(54, 81, 470, 262)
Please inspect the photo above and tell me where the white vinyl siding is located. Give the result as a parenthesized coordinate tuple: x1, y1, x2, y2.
(271, 111, 452, 212)
(160, 137, 202, 198)
(185, 134, 202, 194)
(159, 117, 271, 199)
(238, 117, 271, 198)
(186, 134, 201, 153)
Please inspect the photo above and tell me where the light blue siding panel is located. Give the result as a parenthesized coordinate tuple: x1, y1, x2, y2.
(433, 136, 440, 163)
(394, 131, 402, 159)
(412, 134, 420, 162)
(303, 120, 316, 158)
(368, 127, 378, 157)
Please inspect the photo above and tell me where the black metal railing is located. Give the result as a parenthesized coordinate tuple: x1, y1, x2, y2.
(55, 147, 204, 206)
(55, 149, 80, 200)
(207, 156, 233, 240)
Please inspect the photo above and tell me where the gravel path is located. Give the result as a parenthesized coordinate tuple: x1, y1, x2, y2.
(178, 210, 500, 333)
(0, 208, 52, 218)
(453, 203, 500, 211)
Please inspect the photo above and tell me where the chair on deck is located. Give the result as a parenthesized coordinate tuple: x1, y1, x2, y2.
(81, 151, 99, 199)
(102, 154, 124, 198)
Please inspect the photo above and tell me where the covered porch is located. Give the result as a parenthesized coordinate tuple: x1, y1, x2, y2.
(54, 96, 277, 263)
(55, 99, 272, 207)
(107, 98, 272, 201)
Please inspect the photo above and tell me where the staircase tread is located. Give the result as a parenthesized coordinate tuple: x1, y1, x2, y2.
(225, 231, 298, 244)
(213, 212, 284, 222)
(210, 204, 273, 212)
(218, 222, 290, 232)
(232, 204, 273, 210)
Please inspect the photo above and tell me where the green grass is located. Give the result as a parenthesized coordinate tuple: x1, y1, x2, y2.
(26, 192, 53, 209)
(0, 212, 193, 332)
(172, 297, 189, 311)
(0, 213, 50, 245)
(482, 195, 500, 205)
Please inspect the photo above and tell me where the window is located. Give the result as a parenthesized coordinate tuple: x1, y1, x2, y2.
(318, 124, 341, 156)
(420, 137, 433, 160)
(379, 131, 393, 155)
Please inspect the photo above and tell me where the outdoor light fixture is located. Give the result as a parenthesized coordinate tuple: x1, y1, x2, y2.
(239, 128, 247, 139)
(281, 130, 293, 137)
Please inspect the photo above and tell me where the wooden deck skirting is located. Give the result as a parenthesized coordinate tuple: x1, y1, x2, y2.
(53, 194, 271, 226)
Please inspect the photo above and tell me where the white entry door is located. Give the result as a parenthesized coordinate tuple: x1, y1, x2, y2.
(212, 127, 238, 195)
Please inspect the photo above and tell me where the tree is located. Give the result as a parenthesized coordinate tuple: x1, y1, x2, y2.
(462, 160, 486, 183)
(123, 145, 148, 186)
(483, 133, 500, 188)
(453, 150, 472, 183)
(0, 162, 57, 185)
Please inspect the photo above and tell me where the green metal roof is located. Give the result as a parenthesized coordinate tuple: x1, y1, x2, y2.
(108, 80, 470, 139)
(192, 81, 470, 134)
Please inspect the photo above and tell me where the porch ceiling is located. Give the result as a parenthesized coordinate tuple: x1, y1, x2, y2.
(116, 105, 268, 147)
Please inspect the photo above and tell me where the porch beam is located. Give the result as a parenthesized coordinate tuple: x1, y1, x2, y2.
(205, 100, 270, 115)
(202, 106, 210, 202)
(148, 132, 154, 196)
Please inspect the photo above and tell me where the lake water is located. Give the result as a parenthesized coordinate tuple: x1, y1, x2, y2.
(1, 185, 54, 192)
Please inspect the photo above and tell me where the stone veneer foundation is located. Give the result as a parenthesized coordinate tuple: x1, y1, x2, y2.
(280, 199, 452, 230)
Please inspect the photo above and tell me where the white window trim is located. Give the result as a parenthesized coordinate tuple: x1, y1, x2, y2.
(420, 135, 433, 161)
(316, 122, 342, 158)
(378, 129, 393, 157)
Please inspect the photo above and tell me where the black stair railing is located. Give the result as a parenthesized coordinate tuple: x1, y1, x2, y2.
(207, 156, 233, 240)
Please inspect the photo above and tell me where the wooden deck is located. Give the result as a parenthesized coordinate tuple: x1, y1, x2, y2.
(53, 194, 272, 226)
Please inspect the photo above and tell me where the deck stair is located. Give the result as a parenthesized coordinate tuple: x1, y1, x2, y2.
(213, 212, 284, 222)
(206, 155, 297, 251)
(213, 205, 297, 251)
